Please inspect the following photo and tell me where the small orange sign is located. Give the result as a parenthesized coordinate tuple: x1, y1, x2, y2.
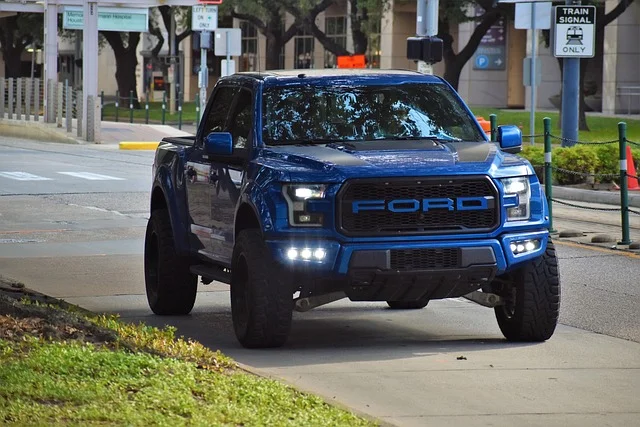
(336, 55, 366, 69)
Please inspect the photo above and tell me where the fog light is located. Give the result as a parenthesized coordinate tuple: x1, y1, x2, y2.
(510, 239, 540, 255)
(313, 248, 326, 260)
(300, 248, 312, 259)
(287, 248, 299, 260)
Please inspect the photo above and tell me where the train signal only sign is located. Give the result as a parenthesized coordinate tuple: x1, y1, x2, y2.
(552, 5, 596, 58)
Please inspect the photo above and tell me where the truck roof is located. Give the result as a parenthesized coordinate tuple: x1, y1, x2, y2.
(230, 68, 444, 84)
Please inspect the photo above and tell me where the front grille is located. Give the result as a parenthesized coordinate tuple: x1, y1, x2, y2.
(338, 177, 499, 236)
(390, 248, 460, 270)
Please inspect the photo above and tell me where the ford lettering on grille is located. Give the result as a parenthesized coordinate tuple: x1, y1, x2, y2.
(352, 197, 493, 214)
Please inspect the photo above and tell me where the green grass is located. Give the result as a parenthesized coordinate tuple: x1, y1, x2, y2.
(471, 108, 640, 144)
(0, 297, 376, 426)
(101, 102, 198, 125)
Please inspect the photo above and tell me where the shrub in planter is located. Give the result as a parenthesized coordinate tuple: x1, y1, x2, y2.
(554, 145, 601, 185)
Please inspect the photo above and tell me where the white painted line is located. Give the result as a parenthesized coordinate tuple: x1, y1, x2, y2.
(58, 172, 125, 181)
(0, 171, 52, 181)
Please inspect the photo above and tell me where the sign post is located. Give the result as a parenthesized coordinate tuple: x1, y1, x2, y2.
(515, 1, 551, 145)
(552, 3, 595, 146)
(192, 5, 218, 121)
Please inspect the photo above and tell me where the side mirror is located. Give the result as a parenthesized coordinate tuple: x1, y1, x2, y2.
(205, 132, 233, 156)
(497, 125, 522, 154)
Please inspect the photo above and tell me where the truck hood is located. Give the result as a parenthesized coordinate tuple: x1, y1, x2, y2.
(262, 141, 531, 180)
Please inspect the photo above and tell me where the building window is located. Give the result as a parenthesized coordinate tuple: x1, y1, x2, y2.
(294, 28, 314, 69)
(240, 21, 258, 72)
(324, 16, 347, 68)
(366, 18, 381, 69)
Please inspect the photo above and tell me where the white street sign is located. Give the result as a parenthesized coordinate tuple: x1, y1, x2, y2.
(515, 2, 552, 30)
(192, 5, 218, 32)
(63, 6, 149, 32)
(214, 28, 242, 57)
(221, 59, 236, 77)
(552, 5, 596, 58)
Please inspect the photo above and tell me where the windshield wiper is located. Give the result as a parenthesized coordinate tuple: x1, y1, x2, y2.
(382, 135, 462, 142)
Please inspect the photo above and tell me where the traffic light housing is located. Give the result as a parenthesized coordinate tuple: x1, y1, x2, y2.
(407, 36, 443, 64)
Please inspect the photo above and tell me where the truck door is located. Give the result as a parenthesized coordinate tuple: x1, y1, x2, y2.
(209, 87, 254, 264)
(186, 85, 238, 261)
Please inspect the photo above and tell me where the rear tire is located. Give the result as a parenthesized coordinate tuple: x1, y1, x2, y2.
(231, 229, 293, 348)
(386, 300, 429, 310)
(144, 209, 197, 315)
(494, 240, 560, 341)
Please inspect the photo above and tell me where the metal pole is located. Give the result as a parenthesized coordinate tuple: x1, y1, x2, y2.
(529, 3, 537, 145)
(145, 97, 150, 124)
(0, 79, 5, 119)
(544, 117, 555, 233)
(195, 92, 200, 128)
(561, 0, 580, 146)
(34, 79, 39, 122)
(415, 0, 427, 74)
(162, 91, 166, 125)
(489, 114, 497, 142)
(77, 90, 83, 138)
(8, 78, 13, 120)
(25, 79, 31, 121)
(16, 78, 22, 120)
(115, 90, 119, 122)
(100, 90, 104, 121)
(57, 81, 63, 127)
(178, 92, 183, 130)
(200, 35, 208, 119)
(226, 32, 231, 77)
(66, 83, 72, 133)
(129, 90, 134, 123)
(618, 122, 631, 245)
(169, 8, 176, 115)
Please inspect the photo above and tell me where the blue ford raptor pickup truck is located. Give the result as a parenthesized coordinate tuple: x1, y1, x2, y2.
(144, 69, 560, 348)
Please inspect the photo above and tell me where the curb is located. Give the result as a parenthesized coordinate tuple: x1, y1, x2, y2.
(552, 185, 640, 208)
(0, 120, 82, 145)
(119, 141, 160, 150)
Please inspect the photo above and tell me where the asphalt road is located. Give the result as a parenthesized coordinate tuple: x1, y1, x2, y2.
(1, 137, 639, 426)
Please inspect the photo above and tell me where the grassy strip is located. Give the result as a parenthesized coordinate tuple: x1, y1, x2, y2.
(0, 293, 375, 426)
(471, 108, 640, 143)
(101, 102, 198, 125)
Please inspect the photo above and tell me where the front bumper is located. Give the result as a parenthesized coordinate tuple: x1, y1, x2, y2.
(266, 230, 549, 300)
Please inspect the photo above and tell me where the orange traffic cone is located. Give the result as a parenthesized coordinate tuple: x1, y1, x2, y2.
(627, 146, 639, 190)
(476, 117, 491, 137)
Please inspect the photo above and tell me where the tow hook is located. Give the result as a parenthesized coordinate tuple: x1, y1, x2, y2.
(463, 291, 504, 308)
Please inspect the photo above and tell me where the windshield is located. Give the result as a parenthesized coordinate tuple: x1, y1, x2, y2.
(262, 83, 485, 145)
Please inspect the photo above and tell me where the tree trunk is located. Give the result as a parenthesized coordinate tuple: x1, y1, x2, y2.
(265, 34, 282, 70)
(349, 0, 368, 55)
(103, 32, 141, 108)
(114, 50, 140, 108)
(579, 58, 589, 131)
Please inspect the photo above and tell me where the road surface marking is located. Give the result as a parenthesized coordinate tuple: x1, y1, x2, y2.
(58, 172, 125, 181)
(556, 240, 640, 259)
(0, 172, 52, 181)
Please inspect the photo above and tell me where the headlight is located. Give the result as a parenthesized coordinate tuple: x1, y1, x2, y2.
(282, 184, 327, 227)
(501, 177, 530, 220)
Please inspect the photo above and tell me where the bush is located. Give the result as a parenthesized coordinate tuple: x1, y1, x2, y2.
(553, 145, 601, 185)
(517, 143, 640, 186)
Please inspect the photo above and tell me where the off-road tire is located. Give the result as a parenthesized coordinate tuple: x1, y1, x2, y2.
(495, 240, 560, 341)
(386, 300, 429, 310)
(144, 209, 197, 315)
(231, 229, 293, 348)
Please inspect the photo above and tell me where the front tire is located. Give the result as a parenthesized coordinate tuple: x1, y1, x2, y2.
(494, 240, 560, 341)
(386, 300, 429, 310)
(231, 230, 293, 348)
(144, 209, 197, 315)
